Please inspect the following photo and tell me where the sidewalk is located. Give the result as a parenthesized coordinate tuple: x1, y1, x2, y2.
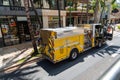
(0, 42, 34, 68)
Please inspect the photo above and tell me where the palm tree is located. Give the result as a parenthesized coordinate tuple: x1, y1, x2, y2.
(24, 0, 39, 54)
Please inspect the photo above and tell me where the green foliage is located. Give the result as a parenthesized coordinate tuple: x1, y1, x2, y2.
(117, 4, 120, 8)
(66, 1, 73, 6)
(67, 7, 76, 11)
(112, 3, 118, 9)
(89, 10, 94, 13)
(100, 0, 105, 7)
(118, 26, 120, 29)
(111, 0, 116, 4)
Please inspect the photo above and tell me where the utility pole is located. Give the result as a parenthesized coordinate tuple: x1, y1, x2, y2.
(24, 0, 38, 54)
(57, 0, 62, 27)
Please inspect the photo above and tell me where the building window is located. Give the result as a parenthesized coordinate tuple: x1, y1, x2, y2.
(33, 0, 65, 10)
(49, 0, 57, 9)
(49, 0, 65, 10)
(0, 0, 3, 5)
(33, 0, 43, 8)
(0, 0, 10, 6)
(33, 0, 50, 9)
(9, 0, 22, 6)
(59, 0, 65, 10)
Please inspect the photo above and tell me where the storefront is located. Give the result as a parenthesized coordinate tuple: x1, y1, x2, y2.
(0, 16, 19, 46)
(17, 17, 30, 43)
(0, 0, 66, 47)
(0, 15, 43, 47)
(42, 10, 66, 28)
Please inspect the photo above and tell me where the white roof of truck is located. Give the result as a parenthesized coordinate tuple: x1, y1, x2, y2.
(42, 27, 78, 33)
(41, 27, 84, 38)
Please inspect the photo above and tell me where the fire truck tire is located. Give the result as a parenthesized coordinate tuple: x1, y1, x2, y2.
(69, 48, 79, 60)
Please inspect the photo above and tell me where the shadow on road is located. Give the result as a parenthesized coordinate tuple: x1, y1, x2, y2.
(99, 46, 120, 55)
(1, 44, 120, 79)
(37, 44, 120, 76)
(0, 65, 39, 80)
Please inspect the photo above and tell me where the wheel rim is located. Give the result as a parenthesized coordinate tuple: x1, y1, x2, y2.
(72, 52, 77, 59)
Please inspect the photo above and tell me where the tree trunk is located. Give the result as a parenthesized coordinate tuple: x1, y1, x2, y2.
(30, 0, 42, 28)
(94, 0, 99, 23)
(57, 0, 61, 27)
(99, 0, 105, 24)
(24, 0, 38, 54)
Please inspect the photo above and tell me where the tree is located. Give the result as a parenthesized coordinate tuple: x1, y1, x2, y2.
(91, 0, 117, 23)
(57, 0, 61, 27)
(24, 0, 39, 55)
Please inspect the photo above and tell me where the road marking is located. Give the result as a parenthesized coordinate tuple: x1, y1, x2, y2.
(87, 55, 92, 58)
(95, 43, 113, 54)
(111, 49, 120, 57)
(111, 53, 118, 57)
(114, 33, 120, 37)
(113, 31, 120, 36)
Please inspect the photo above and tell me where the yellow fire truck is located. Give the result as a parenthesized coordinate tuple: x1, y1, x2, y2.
(38, 24, 113, 63)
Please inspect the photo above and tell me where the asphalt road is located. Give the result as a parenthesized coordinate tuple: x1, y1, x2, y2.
(0, 31, 120, 80)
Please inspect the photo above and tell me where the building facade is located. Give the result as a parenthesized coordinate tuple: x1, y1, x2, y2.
(0, 0, 66, 47)
(65, 0, 94, 26)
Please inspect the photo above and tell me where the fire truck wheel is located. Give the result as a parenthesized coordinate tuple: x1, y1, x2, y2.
(70, 49, 78, 60)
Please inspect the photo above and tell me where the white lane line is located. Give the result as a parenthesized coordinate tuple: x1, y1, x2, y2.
(113, 32, 120, 37)
(111, 49, 120, 58)
(87, 55, 92, 58)
(111, 53, 118, 57)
